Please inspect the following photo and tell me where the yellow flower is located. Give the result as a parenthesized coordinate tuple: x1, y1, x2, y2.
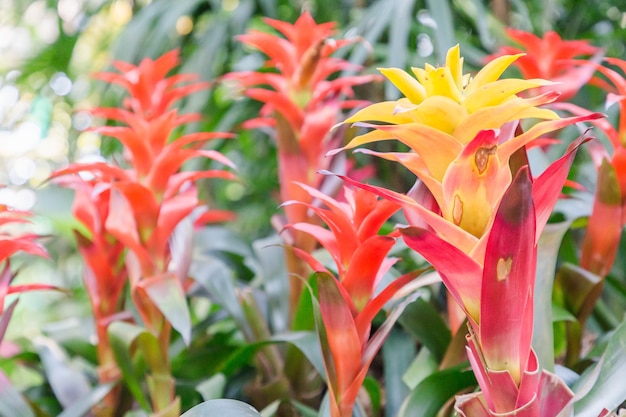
(345, 45, 557, 147)
(335, 44, 595, 238)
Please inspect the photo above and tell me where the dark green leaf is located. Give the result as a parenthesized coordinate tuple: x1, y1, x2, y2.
(398, 297, 451, 362)
(397, 366, 476, 417)
(382, 328, 414, 417)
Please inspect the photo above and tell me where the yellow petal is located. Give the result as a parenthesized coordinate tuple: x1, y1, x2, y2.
(339, 128, 396, 152)
(452, 94, 558, 144)
(514, 106, 560, 121)
(419, 67, 464, 102)
(409, 96, 468, 134)
(344, 101, 414, 124)
(379, 67, 426, 104)
(445, 45, 464, 90)
(412, 66, 429, 86)
(464, 53, 524, 95)
(464, 78, 554, 113)
(359, 149, 443, 200)
(369, 123, 463, 181)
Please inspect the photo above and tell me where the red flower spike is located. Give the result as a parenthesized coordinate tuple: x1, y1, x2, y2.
(286, 183, 402, 306)
(580, 158, 623, 277)
(487, 29, 601, 100)
(93, 49, 207, 119)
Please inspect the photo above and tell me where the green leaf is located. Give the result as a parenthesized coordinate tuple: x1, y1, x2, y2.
(397, 366, 476, 417)
(108, 322, 170, 411)
(533, 221, 572, 372)
(192, 256, 253, 339)
(402, 348, 439, 390)
(180, 399, 262, 417)
(573, 319, 626, 417)
(382, 328, 415, 417)
(57, 383, 116, 417)
(270, 332, 325, 378)
(195, 374, 226, 402)
(552, 303, 577, 323)
(398, 297, 451, 362)
(249, 234, 289, 334)
(0, 371, 35, 417)
(141, 273, 192, 345)
(33, 336, 91, 409)
(259, 400, 280, 417)
(362, 377, 382, 417)
(345, 0, 395, 70)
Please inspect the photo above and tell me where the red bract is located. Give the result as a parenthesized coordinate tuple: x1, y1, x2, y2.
(53, 49, 236, 416)
(285, 184, 430, 417)
(488, 29, 601, 100)
(92, 49, 209, 120)
(0, 206, 50, 311)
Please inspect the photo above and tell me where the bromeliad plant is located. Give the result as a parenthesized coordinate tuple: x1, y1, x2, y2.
(284, 183, 435, 417)
(330, 44, 602, 416)
(52, 50, 236, 416)
(225, 11, 379, 317)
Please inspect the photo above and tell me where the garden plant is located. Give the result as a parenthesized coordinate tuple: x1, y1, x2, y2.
(1, 1, 626, 417)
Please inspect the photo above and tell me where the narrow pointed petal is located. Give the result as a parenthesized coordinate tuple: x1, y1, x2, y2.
(354, 268, 432, 342)
(354, 122, 463, 181)
(341, 235, 396, 310)
(441, 129, 512, 237)
(378, 68, 426, 103)
(464, 78, 554, 113)
(453, 93, 560, 144)
(245, 88, 304, 129)
(150, 187, 199, 259)
(105, 188, 154, 273)
(343, 101, 414, 125)
(408, 96, 468, 134)
(498, 113, 603, 162)
(465, 54, 524, 95)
